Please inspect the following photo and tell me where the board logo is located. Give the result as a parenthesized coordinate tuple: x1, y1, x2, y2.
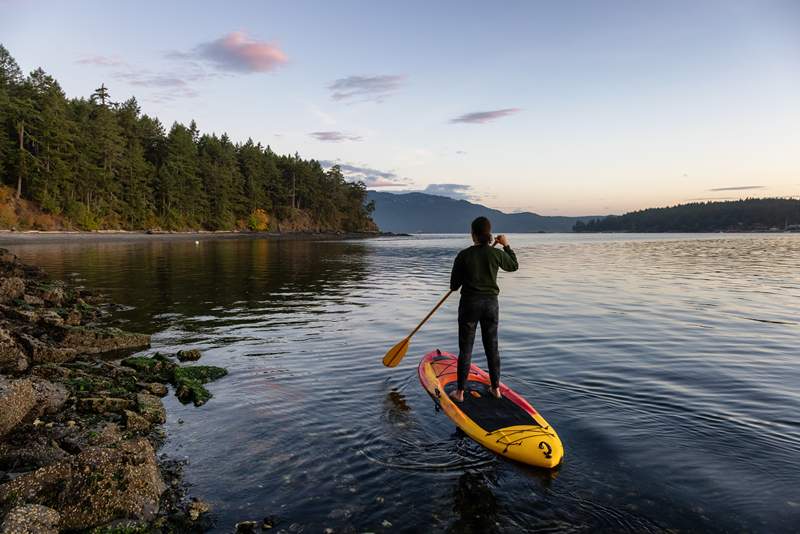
(539, 441, 553, 459)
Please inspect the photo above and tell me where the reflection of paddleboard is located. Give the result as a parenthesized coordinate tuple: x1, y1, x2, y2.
(418, 349, 564, 468)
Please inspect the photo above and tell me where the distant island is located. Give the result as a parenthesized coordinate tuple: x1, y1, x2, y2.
(0, 45, 375, 233)
(368, 191, 599, 233)
(574, 198, 800, 233)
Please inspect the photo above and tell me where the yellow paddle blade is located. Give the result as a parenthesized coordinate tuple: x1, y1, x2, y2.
(383, 337, 410, 368)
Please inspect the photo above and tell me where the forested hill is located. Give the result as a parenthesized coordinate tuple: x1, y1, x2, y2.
(0, 45, 375, 232)
(574, 198, 800, 232)
(368, 191, 598, 233)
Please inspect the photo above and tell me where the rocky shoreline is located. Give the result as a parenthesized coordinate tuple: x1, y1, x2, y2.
(0, 249, 225, 532)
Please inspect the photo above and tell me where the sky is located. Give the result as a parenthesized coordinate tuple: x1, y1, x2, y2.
(2, 0, 799, 215)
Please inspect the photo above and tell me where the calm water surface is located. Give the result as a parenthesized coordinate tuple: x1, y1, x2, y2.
(3, 234, 799, 533)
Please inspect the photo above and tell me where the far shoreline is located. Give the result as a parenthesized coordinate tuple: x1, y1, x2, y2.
(0, 230, 410, 245)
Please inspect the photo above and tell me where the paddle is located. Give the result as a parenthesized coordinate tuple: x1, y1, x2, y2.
(383, 289, 454, 367)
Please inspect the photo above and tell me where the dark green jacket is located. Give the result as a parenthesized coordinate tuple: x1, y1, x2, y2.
(450, 244, 519, 295)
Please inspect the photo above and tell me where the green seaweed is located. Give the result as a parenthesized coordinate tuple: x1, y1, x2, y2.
(173, 365, 227, 406)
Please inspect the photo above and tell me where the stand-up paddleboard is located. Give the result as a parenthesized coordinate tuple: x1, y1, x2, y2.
(418, 349, 564, 468)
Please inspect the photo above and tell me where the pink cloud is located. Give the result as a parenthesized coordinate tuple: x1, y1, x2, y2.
(197, 31, 287, 73)
(449, 108, 521, 124)
(76, 55, 127, 67)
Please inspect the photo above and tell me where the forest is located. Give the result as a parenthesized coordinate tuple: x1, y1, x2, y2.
(0, 45, 376, 232)
(574, 198, 800, 233)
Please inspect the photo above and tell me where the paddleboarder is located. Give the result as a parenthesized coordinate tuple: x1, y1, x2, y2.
(449, 216, 518, 402)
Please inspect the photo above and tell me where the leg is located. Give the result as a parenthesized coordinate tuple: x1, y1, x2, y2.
(453, 297, 479, 401)
(479, 296, 500, 395)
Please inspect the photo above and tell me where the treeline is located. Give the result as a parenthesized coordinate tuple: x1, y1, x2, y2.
(0, 45, 375, 231)
(574, 198, 800, 232)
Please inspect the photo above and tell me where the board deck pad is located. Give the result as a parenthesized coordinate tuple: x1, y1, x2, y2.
(443, 382, 540, 431)
(418, 350, 564, 468)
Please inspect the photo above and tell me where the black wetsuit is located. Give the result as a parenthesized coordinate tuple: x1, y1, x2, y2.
(449, 243, 518, 390)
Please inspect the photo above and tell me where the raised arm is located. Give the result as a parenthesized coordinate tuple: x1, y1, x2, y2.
(498, 245, 519, 272)
(493, 234, 519, 272)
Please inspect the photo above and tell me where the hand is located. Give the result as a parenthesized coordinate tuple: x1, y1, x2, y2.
(493, 234, 509, 247)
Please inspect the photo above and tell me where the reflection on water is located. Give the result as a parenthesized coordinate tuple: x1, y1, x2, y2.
(2, 234, 799, 533)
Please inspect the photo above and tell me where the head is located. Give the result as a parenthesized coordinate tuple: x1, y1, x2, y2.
(471, 216, 492, 245)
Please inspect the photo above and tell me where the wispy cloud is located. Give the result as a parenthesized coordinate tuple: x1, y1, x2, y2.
(192, 31, 288, 73)
(328, 75, 405, 102)
(707, 185, 766, 191)
(423, 183, 478, 201)
(310, 131, 362, 142)
(686, 197, 739, 201)
(449, 108, 521, 124)
(320, 160, 410, 187)
(76, 55, 127, 67)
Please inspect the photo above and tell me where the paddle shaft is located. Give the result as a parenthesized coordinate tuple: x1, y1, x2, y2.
(406, 290, 453, 339)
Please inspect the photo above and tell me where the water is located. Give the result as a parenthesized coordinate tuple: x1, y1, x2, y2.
(3, 233, 799, 533)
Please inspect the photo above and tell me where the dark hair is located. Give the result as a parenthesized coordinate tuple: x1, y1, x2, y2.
(471, 216, 492, 244)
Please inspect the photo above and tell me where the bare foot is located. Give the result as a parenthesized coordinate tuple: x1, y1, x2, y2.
(449, 389, 464, 403)
(489, 386, 502, 399)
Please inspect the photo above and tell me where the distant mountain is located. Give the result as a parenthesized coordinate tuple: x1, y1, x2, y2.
(367, 191, 600, 233)
(573, 198, 800, 232)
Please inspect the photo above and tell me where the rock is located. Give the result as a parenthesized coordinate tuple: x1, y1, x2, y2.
(38, 311, 64, 328)
(29, 378, 68, 417)
(0, 328, 28, 372)
(124, 410, 151, 433)
(22, 294, 44, 306)
(121, 354, 176, 382)
(54, 326, 151, 355)
(187, 498, 210, 521)
(0, 440, 70, 471)
(76, 396, 133, 415)
(144, 382, 167, 397)
(0, 277, 25, 304)
(173, 365, 228, 406)
(136, 393, 166, 424)
(176, 349, 202, 362)
(17, 334, 77, 365)
(235, 521, 258, 533)
(63, 309, 81, 326)
(0, 438, 166, 530)
(0, 504, 60, 534)
(40, 286, 65, 306)
(0, 377, 36, 438)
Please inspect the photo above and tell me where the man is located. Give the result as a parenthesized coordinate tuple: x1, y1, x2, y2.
(449, 216, 518, 402)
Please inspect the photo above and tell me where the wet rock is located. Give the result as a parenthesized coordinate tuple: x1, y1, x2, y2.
(146, 382, 168, 397)
(22, 294, 44, 307)
(38, 311, 63, 328)
(0, 277, 25, 304)
(176, 349, 202, 362)
(76, 396, 133, 415)
(0, 438, 166, 530)
(0, 328, 28, 372)
(40, 286, 65, 307)
(0, 440, 69, 471)
(0, 504, 60, 533)
(122, 354, 176, 382)
(17, 334, 77, 365)
(235, 521, 258, 533)
(0, 377, 35, 438)
(29, 378, 68, 417)
(173, 366, 228, 406)
(62, 309, 81, 326)
(29, 364, 71, 381)
(124, 410, 151, 433)
(136, 393, 166, 424)
(187, 498, 210, 521)
(54, 326, 151, 355)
